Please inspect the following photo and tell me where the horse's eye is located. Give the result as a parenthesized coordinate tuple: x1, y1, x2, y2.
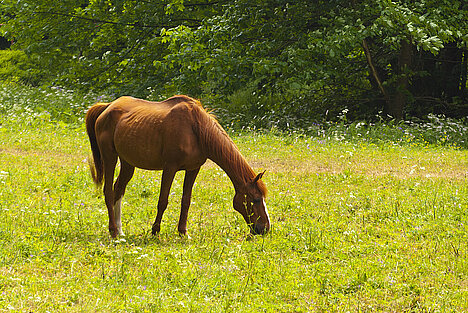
(252, 198, 262, 204)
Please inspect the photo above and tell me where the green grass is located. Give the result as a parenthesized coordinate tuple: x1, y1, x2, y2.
(0, 85, 467, 312)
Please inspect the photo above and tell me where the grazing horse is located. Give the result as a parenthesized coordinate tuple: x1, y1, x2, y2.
(85, 95, 270, 238)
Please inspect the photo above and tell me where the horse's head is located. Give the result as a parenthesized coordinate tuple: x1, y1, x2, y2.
(233, 171, 270, 235)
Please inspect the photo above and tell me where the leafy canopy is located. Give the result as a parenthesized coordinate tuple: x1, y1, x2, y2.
(1, 0, 467, 121)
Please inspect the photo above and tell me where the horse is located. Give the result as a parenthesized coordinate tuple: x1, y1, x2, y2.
(85, 95, 270, 238)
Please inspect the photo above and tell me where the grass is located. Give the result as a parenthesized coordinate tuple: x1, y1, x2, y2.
(0, 84, 467, 312)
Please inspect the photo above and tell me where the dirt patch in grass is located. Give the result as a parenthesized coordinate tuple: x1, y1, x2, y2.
(2, 144, 466, 181)
(248, 154, 467, 180)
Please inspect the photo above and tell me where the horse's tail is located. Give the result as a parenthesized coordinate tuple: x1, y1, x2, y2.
(85, 102, 110, 186)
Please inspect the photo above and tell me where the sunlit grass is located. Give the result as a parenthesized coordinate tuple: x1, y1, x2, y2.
(0, 85, 467, 311)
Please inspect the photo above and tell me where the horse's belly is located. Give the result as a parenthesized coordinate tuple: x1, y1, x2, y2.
(119, 150, 165, 170)
(114, 121, 166, 170)
(115, 141, 165, 170)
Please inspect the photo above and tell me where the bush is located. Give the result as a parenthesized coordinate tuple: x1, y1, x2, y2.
(0, 50, 42, 85)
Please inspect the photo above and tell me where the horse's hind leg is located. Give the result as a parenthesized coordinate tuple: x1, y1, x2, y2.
(152, 167, 177, 235)
(102, 150, 119, 238)
(178, 168, 200, 236)
(113, 159, 135, 236)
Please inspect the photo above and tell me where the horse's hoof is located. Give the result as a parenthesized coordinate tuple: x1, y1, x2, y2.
(109, 227, 119, 238)
(151, 225, 160, 236)
(245, 233, 255, 241)
(179, 232, 191, 240)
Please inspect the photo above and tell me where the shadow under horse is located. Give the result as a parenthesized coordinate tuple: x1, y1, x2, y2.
(85, 95, 270, 238)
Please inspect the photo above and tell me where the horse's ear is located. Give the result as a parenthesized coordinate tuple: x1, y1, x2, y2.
(253, 170, 266, 183)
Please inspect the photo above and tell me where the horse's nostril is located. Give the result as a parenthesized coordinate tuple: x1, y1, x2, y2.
(254, 224, 269, 235)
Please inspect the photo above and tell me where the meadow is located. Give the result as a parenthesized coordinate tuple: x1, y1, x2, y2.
(0, 85, 467, 312)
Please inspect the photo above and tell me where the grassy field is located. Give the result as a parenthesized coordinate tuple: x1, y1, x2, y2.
(0, 86, 467, 312)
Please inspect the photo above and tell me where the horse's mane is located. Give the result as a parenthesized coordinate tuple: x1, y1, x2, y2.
(185, 96, 267, 196)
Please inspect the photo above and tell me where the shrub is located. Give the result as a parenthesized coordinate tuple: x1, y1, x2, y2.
(0, 50, 41, 85)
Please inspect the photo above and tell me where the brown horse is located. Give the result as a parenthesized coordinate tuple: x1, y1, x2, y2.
(85, 95, 269, 238)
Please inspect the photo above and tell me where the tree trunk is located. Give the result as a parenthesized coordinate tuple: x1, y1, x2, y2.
(439, 42, 464, 100)
(386, 40, 412, 119)
(460, 48, 467, 102)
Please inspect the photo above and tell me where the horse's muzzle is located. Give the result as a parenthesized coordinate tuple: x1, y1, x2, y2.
(252, 223, 270, 235)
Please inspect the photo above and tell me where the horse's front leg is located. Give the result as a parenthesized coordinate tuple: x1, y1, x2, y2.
(152, 167, 177, 235)
(178, 168, 200, 236)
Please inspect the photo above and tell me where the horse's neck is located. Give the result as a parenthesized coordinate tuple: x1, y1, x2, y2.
(211, 147, 253, 190)
(204, 129, 253, 190)
(192, 105, 254, 190)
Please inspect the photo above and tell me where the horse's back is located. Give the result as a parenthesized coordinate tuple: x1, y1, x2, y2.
(99, 95, 200, 120)
(113, 95, 199, 108)
(97, 95, 206, 170)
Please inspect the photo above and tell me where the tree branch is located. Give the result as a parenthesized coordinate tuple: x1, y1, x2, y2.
(362, 38, 389, 101)
(32, 11, 201, 29)
(185, 1, 226, 7)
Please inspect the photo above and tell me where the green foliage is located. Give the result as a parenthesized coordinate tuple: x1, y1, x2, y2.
(156, 0, 468, 121)
(0, 0, 221, 95)
(1, 0, 467, 122)
(0, 50, 41, 85)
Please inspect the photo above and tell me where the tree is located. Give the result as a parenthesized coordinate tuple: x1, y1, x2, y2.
(1, 0, 220, 94)
(1, 0, 467, 121)
(163, 0, 467, 119)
